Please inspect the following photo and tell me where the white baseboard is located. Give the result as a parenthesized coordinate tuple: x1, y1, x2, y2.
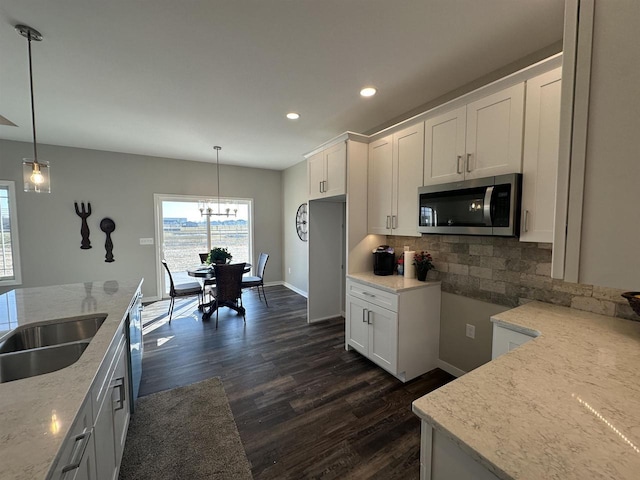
(436, 359, 466, 378)
(283, 282, 308, 298)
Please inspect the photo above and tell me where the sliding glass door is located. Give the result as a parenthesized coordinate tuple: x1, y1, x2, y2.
(154, 194, 253, 297)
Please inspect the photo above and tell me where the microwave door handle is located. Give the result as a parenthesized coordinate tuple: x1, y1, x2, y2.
(483, 186, 494, 226)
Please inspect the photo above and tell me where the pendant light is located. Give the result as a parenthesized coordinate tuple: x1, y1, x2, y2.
(198, 146, 237, 253)
(16, 24, 50, 193)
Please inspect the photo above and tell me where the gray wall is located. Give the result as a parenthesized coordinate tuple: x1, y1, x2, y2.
(282, 160, 308, 294)
(0, 140, 283, 299)
(578, 1, 640, 290)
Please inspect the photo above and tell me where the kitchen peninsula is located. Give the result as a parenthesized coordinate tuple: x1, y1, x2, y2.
(0, 279, 143, 480)
(412, 301, 640, 479)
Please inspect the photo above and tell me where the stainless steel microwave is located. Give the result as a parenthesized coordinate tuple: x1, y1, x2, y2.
(418, 173, 522, 236)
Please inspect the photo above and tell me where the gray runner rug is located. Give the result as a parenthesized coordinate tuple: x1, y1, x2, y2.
(119, 377, 253, 479)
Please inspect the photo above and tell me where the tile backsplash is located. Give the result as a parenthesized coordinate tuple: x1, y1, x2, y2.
(387, 235, 637, 321)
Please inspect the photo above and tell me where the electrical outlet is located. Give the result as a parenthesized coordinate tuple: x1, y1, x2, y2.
(139, 238, 154, 245)
(465, 324, 476, 339)
(288, 267, 292, 274)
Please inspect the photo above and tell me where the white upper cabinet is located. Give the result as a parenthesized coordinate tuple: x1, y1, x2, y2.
(308, 141, 347, 200)
(520, 67, 562, 243)
(424, 83, 525, 185)
(424, 106, 466, 184)
(368, 123, 424, 236)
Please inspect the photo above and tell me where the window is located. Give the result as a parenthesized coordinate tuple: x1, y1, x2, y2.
(154, 194, 253, 296)
(0, 181, 22, 286)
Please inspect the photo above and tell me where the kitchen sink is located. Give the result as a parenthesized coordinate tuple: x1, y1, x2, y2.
(0, 315, 107, 354)
(0, 340, 90, 383)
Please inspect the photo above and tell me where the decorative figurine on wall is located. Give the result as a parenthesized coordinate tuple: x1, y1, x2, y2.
(100, 217, 116, 262)
(74, 202, 92, 249)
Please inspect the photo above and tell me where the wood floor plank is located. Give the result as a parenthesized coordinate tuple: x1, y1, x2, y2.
(139, 285, 454, 479)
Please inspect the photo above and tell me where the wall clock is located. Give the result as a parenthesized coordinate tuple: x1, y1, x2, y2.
(296, 203, 308, 242)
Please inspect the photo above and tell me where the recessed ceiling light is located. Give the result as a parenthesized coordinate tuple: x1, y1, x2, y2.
(360, 87, 377, 97)
(286, 112, 300, 120)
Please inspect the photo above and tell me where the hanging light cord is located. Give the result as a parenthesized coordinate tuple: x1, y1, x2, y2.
(214, 146, 221, 214)
(27, 30, 39, 164)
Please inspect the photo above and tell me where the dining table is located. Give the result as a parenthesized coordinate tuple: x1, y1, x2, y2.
(187, 263, 251, 320)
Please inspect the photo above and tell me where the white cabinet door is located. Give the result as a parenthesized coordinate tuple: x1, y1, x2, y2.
(93, 389, 116, 480)
(55, 399, 96, 480)
(465, 83, 525, 179)
(346, 295, 369, 355)
(308, 151, 325, 200)
(520, 67, 562, 243)
(392, 123, 424, 236)
(346, 295, 398, 375)
(324, 141, 347, 198)
(424, 106, 466, 185)
(368, 136, 393, 234)
(367, 302, 398, 373)
(308, 142, 346, 200)
(112, 344, 131, 472)
(491, 324, 535, 360)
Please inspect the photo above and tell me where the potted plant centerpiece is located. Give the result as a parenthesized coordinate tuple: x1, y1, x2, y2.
(207, 247, 233, 264)
(413, 251, 433, 281)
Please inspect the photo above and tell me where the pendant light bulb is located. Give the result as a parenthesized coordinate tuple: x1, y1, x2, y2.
(30, 163, 44, 185)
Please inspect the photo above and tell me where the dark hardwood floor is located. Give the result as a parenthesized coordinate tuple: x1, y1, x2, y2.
(140, 285, 454, 479)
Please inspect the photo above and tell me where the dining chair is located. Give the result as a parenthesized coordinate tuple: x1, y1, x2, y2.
(161, 260, 203, 323)
(241, 252, 269, 306)
(198, 252, 209, 263)
(209, 262, 246, 328)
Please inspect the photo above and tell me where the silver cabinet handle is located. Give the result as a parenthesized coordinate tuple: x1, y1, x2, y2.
(523, 210, 530, 232)
(457, 155, 463, 174)
(386, 216, 391, 229)
(362, 291, 375, 298)
(392, 215, 397, 229)
(367, 310, 373, 324)
(61, 430, 92, 474)
(466, 153, 472, 172)
(319, 181, 323, 193)
(323, 180, 327, 192)
(112, 377, 126, 411)
(362, 309, 367, 323)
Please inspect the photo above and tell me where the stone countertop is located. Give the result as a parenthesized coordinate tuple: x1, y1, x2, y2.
(412, 301, 640, 480)
(0, 279, 142, 480)
(347, 272, 440, 293)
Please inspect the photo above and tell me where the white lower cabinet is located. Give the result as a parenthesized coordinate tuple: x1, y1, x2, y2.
(94, 331, 130, 480)
(347, 295, 398, 373)
(52, 398, 96, 480)
(51, 327, 130, 480)
(420, 421, 500, 480)
(345, 278, 440, 382)
(491, 323, 536, 360)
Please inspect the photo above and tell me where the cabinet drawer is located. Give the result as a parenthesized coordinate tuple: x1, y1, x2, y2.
(346, 279, 398, 312)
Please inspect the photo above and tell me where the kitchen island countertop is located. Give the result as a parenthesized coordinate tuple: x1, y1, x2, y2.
(0, 279, 142, 480)
(412, 300, 640, 479)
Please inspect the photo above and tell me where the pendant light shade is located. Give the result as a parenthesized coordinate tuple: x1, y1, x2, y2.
(16, 24, 51, 193)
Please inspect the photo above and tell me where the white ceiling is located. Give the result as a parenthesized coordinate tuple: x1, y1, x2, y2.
(0, 0, 565, 170)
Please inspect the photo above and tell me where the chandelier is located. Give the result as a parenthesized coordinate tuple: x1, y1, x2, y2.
(198, 146, 238, 218)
